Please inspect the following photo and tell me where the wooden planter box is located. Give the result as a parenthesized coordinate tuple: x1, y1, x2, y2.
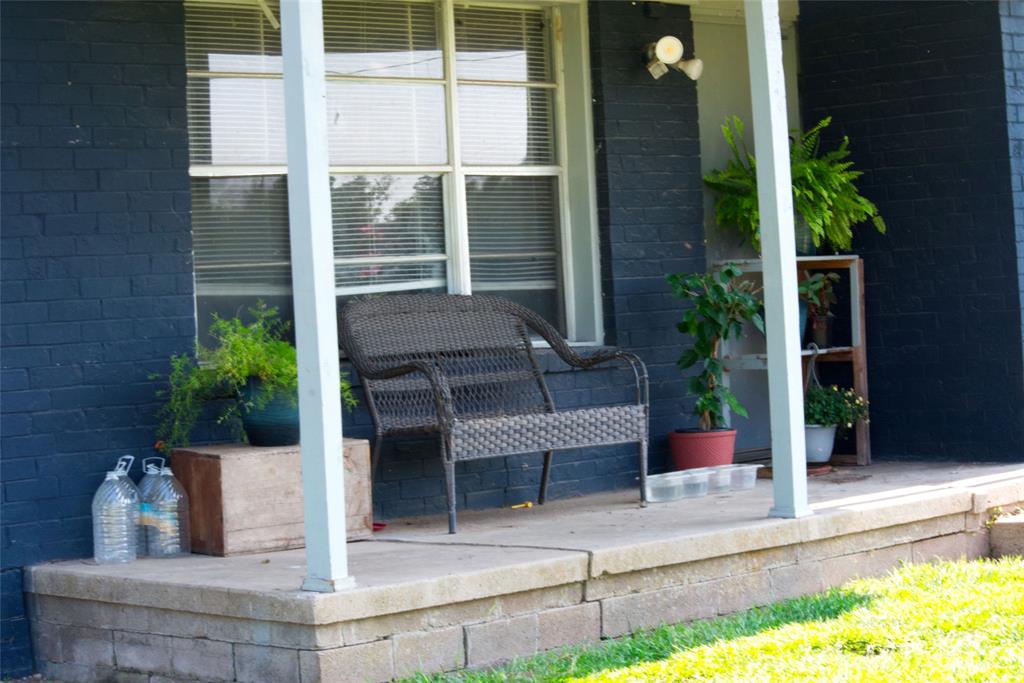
(172, 439, 372, 556)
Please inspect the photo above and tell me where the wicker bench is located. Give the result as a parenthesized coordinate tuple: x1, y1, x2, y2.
(339, 294, 650, 533)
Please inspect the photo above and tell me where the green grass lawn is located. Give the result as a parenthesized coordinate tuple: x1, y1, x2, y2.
(409, 558, 1024, 683)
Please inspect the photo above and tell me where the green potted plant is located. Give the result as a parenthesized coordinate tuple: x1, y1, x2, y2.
(154, 302, 357, 450)
(798, 271, 841, 348)
(804, 384, 869, 463)
(666, 264, 764, 469)
(703, 116, 886, 254)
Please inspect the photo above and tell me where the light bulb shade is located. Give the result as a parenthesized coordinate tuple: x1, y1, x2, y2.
(646, 58, 669, 80)
(654, 36, 684, 64)
(678, 57, 704, 80)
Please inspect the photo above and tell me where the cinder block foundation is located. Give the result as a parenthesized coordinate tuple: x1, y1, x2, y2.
(25, 465, 1024, 682)
(991, 511, 1024, 557)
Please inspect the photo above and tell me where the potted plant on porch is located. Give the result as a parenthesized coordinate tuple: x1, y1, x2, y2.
(667, 264, 764, 468)
(154, 302, 357, 451)
(798, 271, 841, 348)
(703, 116, 886, 254)
(804, 384, 869, 462)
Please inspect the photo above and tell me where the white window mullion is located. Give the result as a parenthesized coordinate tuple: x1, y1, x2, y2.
(459, 165, 560, 176)
(186, 0, 601, 343)
(551, 7, 575, 340)
(441, 0, 472, 295)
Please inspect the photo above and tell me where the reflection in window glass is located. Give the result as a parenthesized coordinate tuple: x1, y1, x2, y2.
(331, 174, 447, 293)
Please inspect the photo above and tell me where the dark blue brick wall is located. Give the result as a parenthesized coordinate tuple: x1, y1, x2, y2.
(0, 0, 706, 673)
(1000, 0, 1024, 369)
(799, 0, 1024, 459)
(363, 0, 705, 520)
(0, 1, 192, 676)
(588, 1, 705, 450)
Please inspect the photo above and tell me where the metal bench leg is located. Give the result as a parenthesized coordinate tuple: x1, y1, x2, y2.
(443, 457, 457, 534)
(538, 450, 553, 504)
(371, 435, 384, 480)
(638, 439, 648, 508)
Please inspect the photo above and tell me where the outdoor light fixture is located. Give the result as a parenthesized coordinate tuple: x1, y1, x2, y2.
(644, 35, 704, 81)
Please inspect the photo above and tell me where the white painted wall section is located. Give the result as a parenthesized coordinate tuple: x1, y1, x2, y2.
(694, 12, 801, 457)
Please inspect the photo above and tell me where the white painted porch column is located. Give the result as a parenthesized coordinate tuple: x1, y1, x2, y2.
(744, 0, 811, 518)
(280, 0, 355, 591)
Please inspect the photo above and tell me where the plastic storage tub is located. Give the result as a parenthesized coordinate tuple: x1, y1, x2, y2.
(704, 466, 734, 493)
(679, 469, 710, 498)
(644, 470, 711, 502)
(729, 464, 763, 489)
(684, 466, 733, 493)
(644, 472, 686, 503)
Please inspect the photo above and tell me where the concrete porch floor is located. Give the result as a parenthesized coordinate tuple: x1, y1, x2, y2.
(26, 462, 1024, 682)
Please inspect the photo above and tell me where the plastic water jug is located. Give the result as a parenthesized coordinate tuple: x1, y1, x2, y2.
(114, 456, 145, 553)
(136, 457, 165, 556)
(138, 457, 165, 500)
(143, 465, 190, 557)
(92, 455, 140, 564)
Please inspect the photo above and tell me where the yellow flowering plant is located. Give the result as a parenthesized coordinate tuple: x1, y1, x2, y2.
(804, 384, 868, 429)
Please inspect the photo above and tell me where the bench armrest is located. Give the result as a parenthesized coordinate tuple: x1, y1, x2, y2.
(515, 308, 649, 408)
(357, 360, 456, 428)
(577, 350, 650, 408)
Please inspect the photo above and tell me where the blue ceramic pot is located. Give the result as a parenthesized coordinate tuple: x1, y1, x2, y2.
(799, 300, 808, 342)
(239, 378, 299, 447)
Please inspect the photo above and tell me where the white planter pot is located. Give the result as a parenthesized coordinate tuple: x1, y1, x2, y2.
(805, 424, 837, 463)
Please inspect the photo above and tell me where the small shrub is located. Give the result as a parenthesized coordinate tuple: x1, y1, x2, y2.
(153, 302, 356, 451)
(804, 384, 868, 429)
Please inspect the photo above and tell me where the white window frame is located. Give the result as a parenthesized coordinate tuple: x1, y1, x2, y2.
(187, 0, 602, 344)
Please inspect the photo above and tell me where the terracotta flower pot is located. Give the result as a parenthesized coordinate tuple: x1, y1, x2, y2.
(668, 429, 737, 470)
(811, 313, 835, 349)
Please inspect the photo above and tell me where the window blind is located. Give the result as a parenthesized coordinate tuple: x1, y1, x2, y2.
(467, 176, 559, 291)
(456, 4, 561, 326)
(325, 82, 447, 166)
(191, 176, 292, 293)
(458, 86, 554, 165)
(185, 0, 571, 337)
(331, 174, 447, 292)
(321, 1, 448, 166)
(185, 0, 283, 166)
(184, 1, 282, 75)
(323, 0, 442, 79)
(188, 0, 451, 299)
(454, 5, 549, 83)
(187, 77, 285, 166)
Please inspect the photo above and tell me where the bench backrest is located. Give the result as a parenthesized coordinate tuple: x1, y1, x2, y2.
(339, 294, 554, 433)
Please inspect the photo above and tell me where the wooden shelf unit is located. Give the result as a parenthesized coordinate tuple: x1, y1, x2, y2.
(716, 255, 871, 465)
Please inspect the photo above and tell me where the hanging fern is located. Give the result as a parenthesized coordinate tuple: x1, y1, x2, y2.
(703, 116, 886, 253)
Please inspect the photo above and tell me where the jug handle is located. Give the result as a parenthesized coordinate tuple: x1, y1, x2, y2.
(143, 456, 165, 474)
(115, 455, 134, 476)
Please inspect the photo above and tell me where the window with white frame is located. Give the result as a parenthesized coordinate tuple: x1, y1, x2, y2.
(184, 0, 600, 343)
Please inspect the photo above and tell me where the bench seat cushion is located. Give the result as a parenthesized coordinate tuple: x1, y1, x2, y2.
(448, 404, 647, 461)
